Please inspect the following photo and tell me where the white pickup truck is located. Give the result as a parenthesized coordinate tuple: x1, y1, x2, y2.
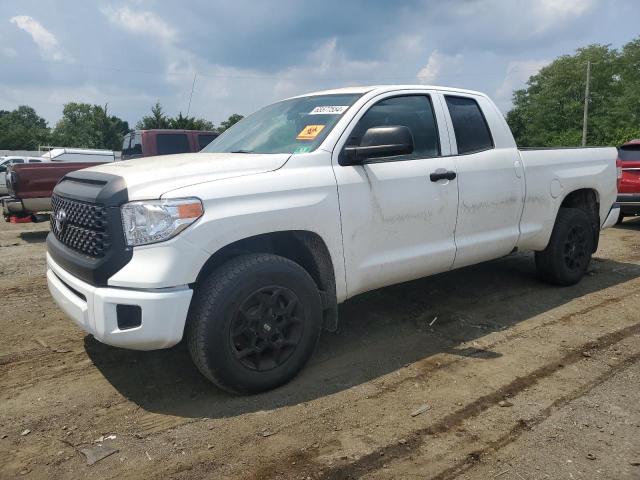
(46, 85, 619, 393)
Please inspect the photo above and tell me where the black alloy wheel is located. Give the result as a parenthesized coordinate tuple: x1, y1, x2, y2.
(186, 253, 323, 394)
(563, 224, 589, 272)
(230, 286, 304, 371)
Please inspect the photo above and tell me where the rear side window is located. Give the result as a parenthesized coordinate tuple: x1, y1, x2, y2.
(445, 96, 494, 155)
(619, 144, 640, 162)
(198, 134, 217, 151)
(348, 95, 440, 159)
(156, 134, 189, 155)
(28, 159, 41, 163)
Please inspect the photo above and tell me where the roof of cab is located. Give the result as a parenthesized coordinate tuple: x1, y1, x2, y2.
(289, 84, 487, 99)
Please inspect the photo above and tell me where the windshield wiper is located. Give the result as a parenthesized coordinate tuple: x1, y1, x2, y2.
(230, 149, 254, 154)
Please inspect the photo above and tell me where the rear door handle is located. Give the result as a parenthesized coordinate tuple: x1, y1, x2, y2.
(430, 170, 457, 182)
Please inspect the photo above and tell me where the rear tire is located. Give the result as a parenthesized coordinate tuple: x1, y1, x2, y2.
(186, 253, 322, 394)
(535, 208, 594, 286)
(616, 211, 625, 225)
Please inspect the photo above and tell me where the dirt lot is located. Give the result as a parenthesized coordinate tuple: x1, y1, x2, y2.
(1, 217, 639, 479)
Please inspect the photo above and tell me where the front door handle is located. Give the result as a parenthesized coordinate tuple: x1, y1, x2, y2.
(430, 170, 457, 182)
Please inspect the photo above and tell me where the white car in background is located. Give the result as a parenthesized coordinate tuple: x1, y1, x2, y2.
(41, 148, 115, 163)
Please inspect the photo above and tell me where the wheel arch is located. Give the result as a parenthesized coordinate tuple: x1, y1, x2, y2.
(194, 230, 338, 331)
(558, 188, 600, 252)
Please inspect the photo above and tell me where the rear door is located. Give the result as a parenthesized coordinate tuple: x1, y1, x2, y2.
(441, 94, 525, 268)
(333, 91, 459, 297)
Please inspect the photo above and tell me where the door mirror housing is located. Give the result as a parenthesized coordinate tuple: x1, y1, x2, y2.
(341, 125, 414, 165)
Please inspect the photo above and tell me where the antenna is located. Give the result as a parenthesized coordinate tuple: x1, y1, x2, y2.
(186, 73, 197, 117)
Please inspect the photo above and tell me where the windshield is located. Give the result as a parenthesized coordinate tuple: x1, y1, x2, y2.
(203, 93, 362, 154)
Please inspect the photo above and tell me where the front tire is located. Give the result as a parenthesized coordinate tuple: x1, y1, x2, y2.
(535, 208, 595, 286)
(186, 253, 322, 394)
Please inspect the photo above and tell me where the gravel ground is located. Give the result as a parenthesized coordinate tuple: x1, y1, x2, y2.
(0, 217, 639, 479)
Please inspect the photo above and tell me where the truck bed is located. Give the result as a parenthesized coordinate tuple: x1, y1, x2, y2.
(3, 162, 105, 219)
(516, 146, 618, 251)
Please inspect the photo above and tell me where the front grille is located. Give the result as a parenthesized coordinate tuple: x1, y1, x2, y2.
(51, 194, 110, 258)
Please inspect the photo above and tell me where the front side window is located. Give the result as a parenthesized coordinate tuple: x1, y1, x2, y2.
(203, 94, 362, 155)
(445, 96, 494, 155)
(347, 95, 440, 159)
(122, 134, 131, 154)
(156, 134, 190, 155)
(131, 132, 143, 155)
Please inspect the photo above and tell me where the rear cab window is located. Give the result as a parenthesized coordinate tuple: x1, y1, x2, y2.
(618, 144, 640, 163)
(156, 134, 190, 155)
(445, 96, 494, 155)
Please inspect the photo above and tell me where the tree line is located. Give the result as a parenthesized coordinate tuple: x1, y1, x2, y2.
(0, 102, 243, 151)
(507, 37, 640, 147)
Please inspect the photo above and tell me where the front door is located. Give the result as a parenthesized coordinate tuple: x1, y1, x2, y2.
(332, 93, 459, 297)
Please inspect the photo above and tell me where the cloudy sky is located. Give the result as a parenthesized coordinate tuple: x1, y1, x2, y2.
(0, 0, 638, 127)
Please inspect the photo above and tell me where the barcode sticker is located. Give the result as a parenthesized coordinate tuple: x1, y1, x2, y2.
(309, 106, 348, 115)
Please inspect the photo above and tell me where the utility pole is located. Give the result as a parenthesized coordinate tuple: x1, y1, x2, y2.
(581, 60, 591, 147)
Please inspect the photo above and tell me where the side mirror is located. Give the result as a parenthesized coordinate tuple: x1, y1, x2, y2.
(341, 125, 414, 165)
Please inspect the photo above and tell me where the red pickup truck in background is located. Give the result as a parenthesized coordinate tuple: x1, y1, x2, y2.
(2, 129, 218, 222)
(617, 139, 640, 223)
(3, 162, 103, 221)
(121, 129, 218, 160)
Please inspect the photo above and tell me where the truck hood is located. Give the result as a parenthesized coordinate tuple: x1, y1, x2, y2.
(86, 152, 291, 200)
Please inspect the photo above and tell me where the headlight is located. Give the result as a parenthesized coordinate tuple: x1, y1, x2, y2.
(121, 198, 203, 246)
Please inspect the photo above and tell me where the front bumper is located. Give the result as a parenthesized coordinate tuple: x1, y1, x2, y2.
(47, 253, 193, 350)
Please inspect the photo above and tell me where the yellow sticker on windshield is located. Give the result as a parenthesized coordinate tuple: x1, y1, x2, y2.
(296, 124, 325, 140)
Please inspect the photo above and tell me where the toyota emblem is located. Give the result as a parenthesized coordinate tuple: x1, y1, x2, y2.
(55, 209, 67, 233)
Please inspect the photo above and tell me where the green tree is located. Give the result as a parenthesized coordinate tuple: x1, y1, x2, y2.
(0, 106, 50, 150)
(507, 38, 640, 147)
(135, 102, 218, 131)
(168, 112, 215, 130)
(217, 113, 244, 133)
(51, 103, 128, 150)
(135, 101, 170, 129)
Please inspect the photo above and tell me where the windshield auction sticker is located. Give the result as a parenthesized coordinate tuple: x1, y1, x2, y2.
(309, 106, 348, 115)
(297, 125, 325, 140)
